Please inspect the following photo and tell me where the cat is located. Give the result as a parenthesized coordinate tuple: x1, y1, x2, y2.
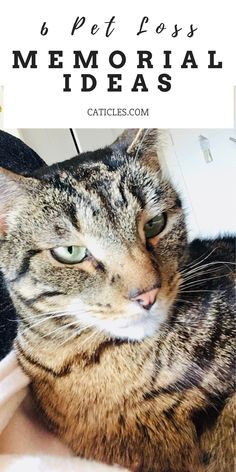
(0, 129, 235, 472)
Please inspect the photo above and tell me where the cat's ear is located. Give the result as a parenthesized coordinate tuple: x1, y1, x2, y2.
(111, 129, 159, 161)
(0, 167, 33, 236)
(111, 129, 140, 152)
(127, 129, 159, 160)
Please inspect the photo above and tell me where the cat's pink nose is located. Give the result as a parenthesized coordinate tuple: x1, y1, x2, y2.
(131, 288, 159, 310)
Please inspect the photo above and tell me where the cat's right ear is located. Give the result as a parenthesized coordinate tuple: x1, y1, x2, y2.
(0, 167, 33, 236)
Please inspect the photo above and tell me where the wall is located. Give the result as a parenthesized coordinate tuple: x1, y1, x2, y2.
(159, 129, 236, 239)
(19, 129, 77, 163)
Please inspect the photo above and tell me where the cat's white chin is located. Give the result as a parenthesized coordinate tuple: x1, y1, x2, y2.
(68, 299, 168, 342)
(106, 317, 158, 341)
(90, 308, 166, 341)
(106, 305, 168, 341)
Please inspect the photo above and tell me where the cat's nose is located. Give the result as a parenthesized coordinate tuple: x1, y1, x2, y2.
(130, 288, 159, 310)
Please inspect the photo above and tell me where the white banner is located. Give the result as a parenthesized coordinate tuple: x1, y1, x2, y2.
(0, 0, 235, 128)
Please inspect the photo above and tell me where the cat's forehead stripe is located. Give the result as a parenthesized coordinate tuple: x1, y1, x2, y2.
(35, 153, 174, 241)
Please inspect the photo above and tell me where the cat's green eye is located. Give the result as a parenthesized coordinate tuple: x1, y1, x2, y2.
(144, 213, 166, 239)
(51, 246, 87, 264)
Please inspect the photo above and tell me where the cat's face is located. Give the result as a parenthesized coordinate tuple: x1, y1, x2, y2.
(0, 129, 187, 341)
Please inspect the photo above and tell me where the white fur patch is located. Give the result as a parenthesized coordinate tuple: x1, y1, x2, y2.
(67, 298, 168, 341)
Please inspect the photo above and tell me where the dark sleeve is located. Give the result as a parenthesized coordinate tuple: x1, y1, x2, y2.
(0, 130, 46, 360)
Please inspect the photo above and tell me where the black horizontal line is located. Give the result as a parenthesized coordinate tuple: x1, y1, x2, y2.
(14, 290, 64, 307)
(26, 290, 65, 305)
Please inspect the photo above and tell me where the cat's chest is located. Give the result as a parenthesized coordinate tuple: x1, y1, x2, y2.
(31, 358, 202, 471)
(33, 349, 148, 416)
(24, 336, 190, 421)
(31, 356, 145, 457)
(31, 344, 184, 433)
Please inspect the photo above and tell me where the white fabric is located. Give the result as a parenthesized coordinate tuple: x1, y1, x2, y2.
(0, 351, 127, 471)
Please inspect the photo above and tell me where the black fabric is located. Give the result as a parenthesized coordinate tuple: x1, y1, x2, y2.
(0, 130, 46, 360)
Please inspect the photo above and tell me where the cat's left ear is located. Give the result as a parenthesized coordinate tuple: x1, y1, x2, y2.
(127, 129, 159, 159)
(111, 128, 160, 162)
(0, 167, 35, 236)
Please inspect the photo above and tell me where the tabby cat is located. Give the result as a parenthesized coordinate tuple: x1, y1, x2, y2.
(0, 129, 235, 472)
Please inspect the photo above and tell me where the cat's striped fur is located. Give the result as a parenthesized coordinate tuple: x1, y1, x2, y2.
(0, 129, 235, 471)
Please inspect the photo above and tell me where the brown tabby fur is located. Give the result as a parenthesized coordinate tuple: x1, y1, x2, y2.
(0, 129, 235, 471)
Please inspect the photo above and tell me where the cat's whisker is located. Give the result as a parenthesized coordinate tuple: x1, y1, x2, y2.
(181, 248, 217, 272)
(180, 274, 231, 289)
(181, 260, 235, 278)
(56, 332, 79, 349)
(20, 312, 73, 323)
(47, 320, 95, 339)
(181, 272, 228, 285)
(32, 321, 77, 339)
(23, 307, 92, 322)
(180, 262, 222, 278)
(181, 263, 230, 279)
(78, 327, 103, 350)
(20, 321, 78, 342)
(183, 258, 235, 272)
(181, 265, 231, 282)
(179, 289, 222, 294)
(39, 322, 89, 341)
(19, 313, 73, 333)
(174, 298, 199, 306)
(20, 320, 97, 347)
(179, 266, 233, 285)
(19, 308, 107, 339)
(58, 325, 98, 349)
